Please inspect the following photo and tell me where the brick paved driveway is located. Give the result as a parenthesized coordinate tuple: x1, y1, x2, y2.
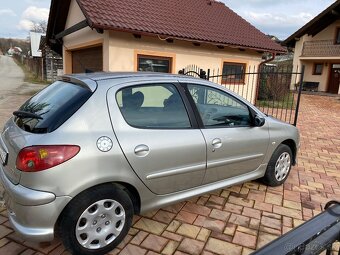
(0, 93, 339, 255)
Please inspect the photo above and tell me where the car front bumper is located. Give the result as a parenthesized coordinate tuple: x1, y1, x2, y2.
(0, 165, 71, 242)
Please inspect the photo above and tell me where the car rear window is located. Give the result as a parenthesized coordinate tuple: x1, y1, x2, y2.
(15, 81, 92, 133)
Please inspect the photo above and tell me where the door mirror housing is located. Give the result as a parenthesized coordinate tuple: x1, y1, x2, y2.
(254, 115, 265, 127)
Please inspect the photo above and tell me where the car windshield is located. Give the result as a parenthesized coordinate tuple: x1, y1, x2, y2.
(14, 81, 92, 133)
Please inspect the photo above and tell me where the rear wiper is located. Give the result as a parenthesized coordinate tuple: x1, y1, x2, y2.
(13, 111, 43, 120)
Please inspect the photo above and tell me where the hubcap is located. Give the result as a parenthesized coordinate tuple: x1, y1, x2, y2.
(274, 152, 291, 181)
(75, 199, 125, 250)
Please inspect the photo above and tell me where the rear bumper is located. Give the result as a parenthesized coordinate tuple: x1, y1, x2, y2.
(0, 165, 71, 242)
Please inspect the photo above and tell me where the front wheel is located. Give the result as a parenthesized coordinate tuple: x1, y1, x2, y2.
(58, 184, 133, 255)
(262, 144, 293, 187)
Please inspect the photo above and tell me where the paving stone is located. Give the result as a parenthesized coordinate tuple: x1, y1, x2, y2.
(254, 201, 273, 212)
(117, 234, 133, 249)
(236, 226, 257, 236)
(0, 242, 26, 255)
(228, 196, 254, 208)
(130, 231, 148, 245)
(0, 225, 12, 239)
(257, 232, 279, 249)
(194, 216, 226, 232)
(205, 238, 242, 255)
(175, 210, 197, 224)
(229, 214, 250, 227)
(176, 223, 201, 239)
(273, 205, 303, 219)
(224, 203, 243, 214)
(162, 231, 183, 242)
(153, 210, 176, 224)
(242, 247, 255, 255)
(264, 192, 283, 206)
(166, 220, 181, 232)
(141, 234, 168, 252)
(232, 231, 257, 249)
(224, 223, 237, 236)
(162, 240, 179, 255)
(261, 216, 281, 230)
(178, 238, 204, 255)
(283, 200, 301, 210)
(134, 218, 167, 235)
(182, 203, 211, 216)
(242, 207, 261, 220)
(210, 208, 231, 221)
(197, 228, 211, 242)
(120, 244, 147, 255)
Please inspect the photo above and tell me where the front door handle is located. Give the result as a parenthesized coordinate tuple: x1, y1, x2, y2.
(134, 144, 149, 157)
(212, 138, 222, 149)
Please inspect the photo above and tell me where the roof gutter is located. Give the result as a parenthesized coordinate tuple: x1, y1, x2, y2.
(255, 52, 276, 104)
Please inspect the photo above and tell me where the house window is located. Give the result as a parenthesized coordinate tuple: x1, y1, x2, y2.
(137, 55, 172, 73)
(222, 62, 246, 83)
(335, 28, 340, 44)
(313, 63, 323, 75)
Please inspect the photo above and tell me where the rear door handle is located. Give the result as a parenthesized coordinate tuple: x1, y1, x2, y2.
(134, 144, 149, 157)
(212, 138, 222, 149)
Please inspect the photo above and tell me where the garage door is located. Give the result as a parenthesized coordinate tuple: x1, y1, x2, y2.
(72, 46, 103, 73)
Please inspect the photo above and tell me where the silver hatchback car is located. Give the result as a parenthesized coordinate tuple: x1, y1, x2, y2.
(0, 72, 299, 255)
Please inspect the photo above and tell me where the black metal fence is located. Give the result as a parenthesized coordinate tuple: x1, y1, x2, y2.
(179, 64, 304, 126)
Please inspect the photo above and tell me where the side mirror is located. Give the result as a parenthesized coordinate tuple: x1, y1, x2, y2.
(254, 115, 265, 127)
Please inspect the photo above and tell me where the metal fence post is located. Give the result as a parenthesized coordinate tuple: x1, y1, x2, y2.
(293, 65, 305, 126)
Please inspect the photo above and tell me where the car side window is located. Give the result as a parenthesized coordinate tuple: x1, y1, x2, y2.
(187, 84, 251, 127)
(116, 84, 191, 129)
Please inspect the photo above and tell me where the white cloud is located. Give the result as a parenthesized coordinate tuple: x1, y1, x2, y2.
(22, 6, 49, 22)
(0, 9, 16, 17)
(16, 6, 49, 31)
(245, 11, 314, 28)
(17, 19, 35, 31)
(221, 0, 335, 39)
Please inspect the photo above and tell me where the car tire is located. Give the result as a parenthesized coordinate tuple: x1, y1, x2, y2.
(58, 184, 133, 255)
(262, 144, 293, 187)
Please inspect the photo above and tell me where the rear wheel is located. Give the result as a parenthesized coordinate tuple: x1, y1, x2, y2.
(262, 144, 292, 186)
(58, 184, 133, 255)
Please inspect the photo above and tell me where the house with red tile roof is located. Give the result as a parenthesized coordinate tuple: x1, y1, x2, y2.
(284, 1, 340, 94)
(46, 0, 284, 79)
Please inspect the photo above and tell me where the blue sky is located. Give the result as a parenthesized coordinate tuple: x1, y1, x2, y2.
(0, 0, 336, 40)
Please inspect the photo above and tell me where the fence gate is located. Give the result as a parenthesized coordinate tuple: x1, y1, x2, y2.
(180, 64, 304, 126)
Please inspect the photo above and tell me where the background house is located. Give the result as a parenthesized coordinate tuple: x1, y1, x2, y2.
(46, 0, 284, 101)
(285, 1, 340, 94)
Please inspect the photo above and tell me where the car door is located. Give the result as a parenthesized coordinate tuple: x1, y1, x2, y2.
(107, 80, 207, 195)
(185, 83, 270, 184)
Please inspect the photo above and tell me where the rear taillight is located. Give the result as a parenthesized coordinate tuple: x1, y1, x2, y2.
(16, 145, 80, 172)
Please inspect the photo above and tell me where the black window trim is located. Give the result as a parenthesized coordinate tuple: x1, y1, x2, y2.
(181, 83, 257, 129)
(115, 82, 199, 130)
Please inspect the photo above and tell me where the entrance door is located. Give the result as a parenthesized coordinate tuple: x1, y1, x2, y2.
(328, 66, 340, 94)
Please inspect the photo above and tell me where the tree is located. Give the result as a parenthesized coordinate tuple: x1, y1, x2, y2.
(30, 21, 47, 33)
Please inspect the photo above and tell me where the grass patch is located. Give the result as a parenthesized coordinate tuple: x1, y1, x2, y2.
(256, 93, 296, 109)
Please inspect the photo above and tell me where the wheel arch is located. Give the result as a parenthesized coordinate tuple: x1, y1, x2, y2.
(55, 182, 141, 235)
(281, 139, 297, 165)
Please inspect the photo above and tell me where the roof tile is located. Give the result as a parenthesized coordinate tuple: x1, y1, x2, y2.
(78, 0, 285, 52)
